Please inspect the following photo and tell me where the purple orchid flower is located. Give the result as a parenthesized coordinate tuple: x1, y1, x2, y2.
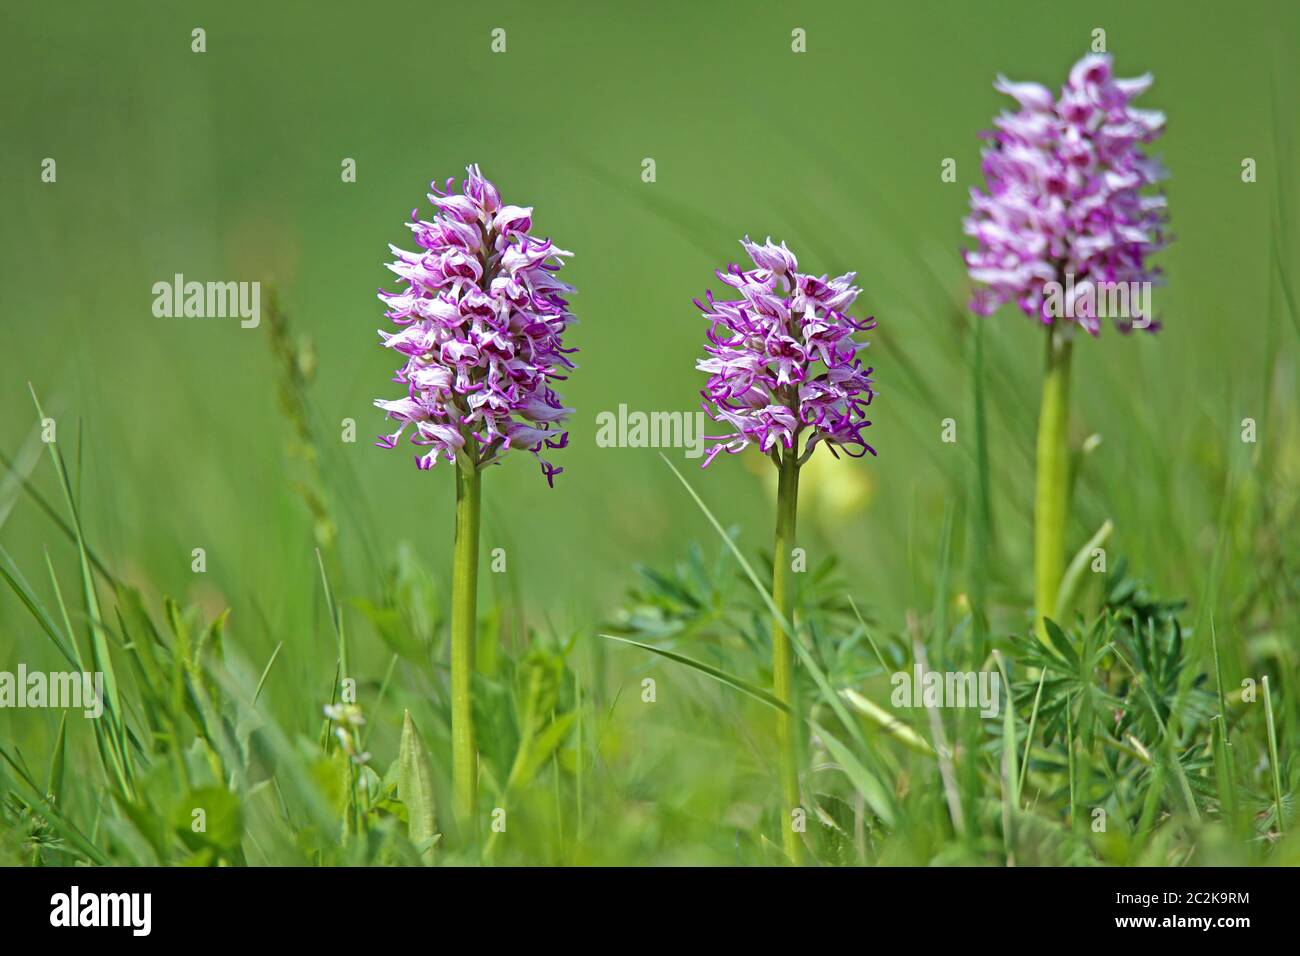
(374, 165, 576, 485)
(963, 53, 1168, 335)
(695, 237, 876, 467)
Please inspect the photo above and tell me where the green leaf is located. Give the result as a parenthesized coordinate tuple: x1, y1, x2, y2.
(1041, 617, 1077, 665)
(172, 786, 243, 855)
(513, 712, 578, 788)
(809, 720, 895, 827)
(1054, 519, 1112, 623)
(398, 710, 437, 858)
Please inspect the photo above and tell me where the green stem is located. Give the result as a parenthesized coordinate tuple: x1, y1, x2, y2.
(1033, 325, 1072, 647)
(772, 449, 802, 863)
(451, 460, 481, 838)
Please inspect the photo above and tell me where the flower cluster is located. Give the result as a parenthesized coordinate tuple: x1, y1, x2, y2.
(374, 165, 576, 485)
(695, 238, 876, 467)
(963, 53, 1168, 334)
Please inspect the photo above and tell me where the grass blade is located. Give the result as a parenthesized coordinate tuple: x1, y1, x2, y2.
(1262, 675, 1285, 835)
(810, 720, 896, 827)
(1054, 519, 1113, 622)
(597, 633, 789, 712)
(1017, 665, 1048, 798)
(28, 385, 131, 795)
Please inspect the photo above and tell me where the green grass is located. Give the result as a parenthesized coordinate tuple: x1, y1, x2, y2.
(5, 377, 1295, 864)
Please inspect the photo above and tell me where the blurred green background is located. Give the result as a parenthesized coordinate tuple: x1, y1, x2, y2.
(1, 1, 1297, 862)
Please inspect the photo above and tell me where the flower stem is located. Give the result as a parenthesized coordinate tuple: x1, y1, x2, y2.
(772, 448, 803, 863)
(451, 460, 481, 838)
(1033, 324, 1072, 646)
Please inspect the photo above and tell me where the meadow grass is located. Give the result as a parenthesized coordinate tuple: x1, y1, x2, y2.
(2, 307, 1296, 864)
(3, 207, 1297, 865)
